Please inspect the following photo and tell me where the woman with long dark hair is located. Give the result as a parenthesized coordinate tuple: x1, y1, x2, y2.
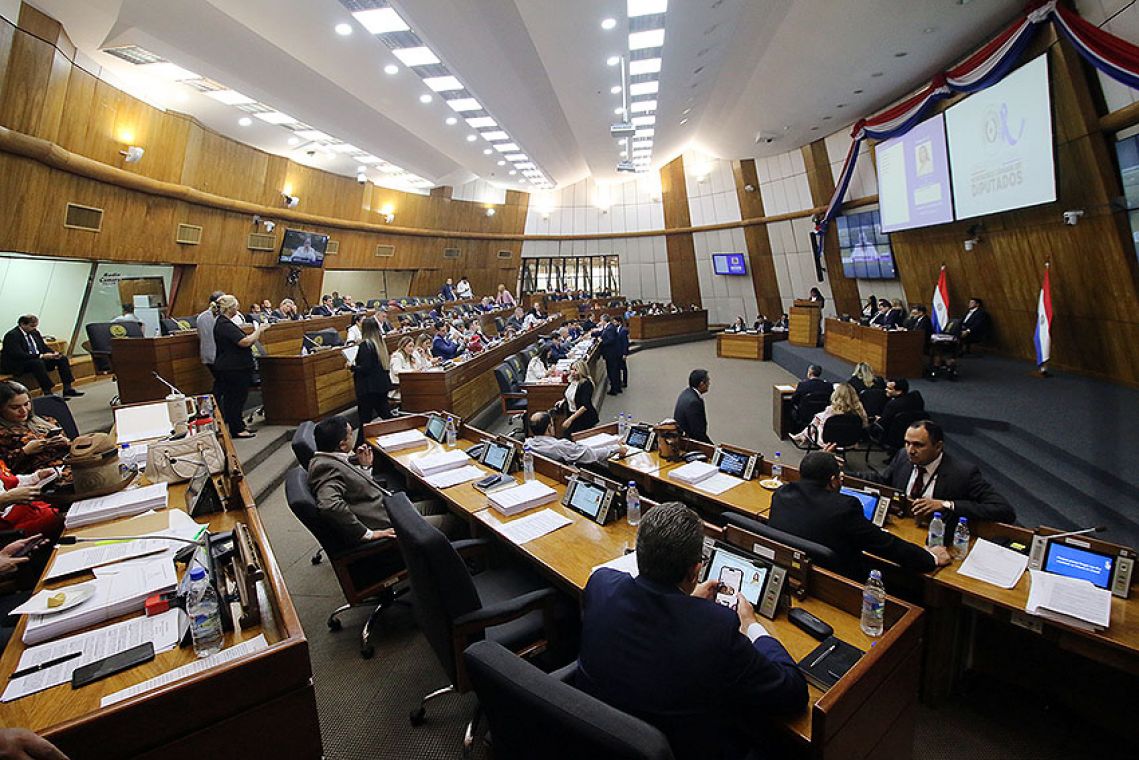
(353, 316, 392, 426)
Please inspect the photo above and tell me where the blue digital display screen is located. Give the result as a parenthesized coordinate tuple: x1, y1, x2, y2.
(841, 486, 879, 522)
(1044, 543, 1114, 589)
(712, 253, 748, 276)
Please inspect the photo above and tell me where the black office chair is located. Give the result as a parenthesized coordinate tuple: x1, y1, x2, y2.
(291, 421, 317, 469)
(859, 388, 888, 418)
(821, 413, 867, 455)
(284, 467, 406, 658)
(722, 512, 841, 574)
(304, 328, 342, 349)
(84, 321, 144, 374)
(464, 641, 675, 760)
(386, 492, 558, 754)
(31, 396, 79, 439)
(506, 352, 527, 378)
(792, 391, 830, 432)
(494, 363, 528, 435)
(494, 317, 506, 333)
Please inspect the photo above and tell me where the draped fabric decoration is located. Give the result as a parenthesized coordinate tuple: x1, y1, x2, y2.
(814, 0, 1139, 254)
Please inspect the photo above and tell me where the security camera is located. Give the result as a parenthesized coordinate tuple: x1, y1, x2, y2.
(264, 220, 276, 233)
(754, 132, 775, 144)
(356, 172, 367, 185)
(963, 238, 979, 252)
(1063, 209, 1084, 226)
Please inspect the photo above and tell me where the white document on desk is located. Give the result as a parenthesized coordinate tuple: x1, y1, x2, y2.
(1025, 569, 1111, 631)
(692, 472, 744, 496)
(100, 634, 269, 708)
(2, 609, 185, 702)
(955, 539, 1029, 589)
(44, 540, 168, 581)
(591, 551, 639, 578)
(424, 464, 486, 489)
(114, 403, 173, 444)
(477, 508, 572, 545)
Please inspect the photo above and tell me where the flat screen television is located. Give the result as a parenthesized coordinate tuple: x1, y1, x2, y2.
(712, 253, 748, 276)
(279, 229, 329, 267)
(876, 113, 955, 233)
(835, 209, 896, 280)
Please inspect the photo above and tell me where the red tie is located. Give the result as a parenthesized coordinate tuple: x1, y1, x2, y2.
(909, 465, 927, 500)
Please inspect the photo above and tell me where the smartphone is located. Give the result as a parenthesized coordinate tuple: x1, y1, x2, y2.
(37, 468, 61, 487)
(11, 536, 49, 558)
(71, 642, 155, 688)
(46, 427, 64, 438)
(715, 567, 744, 610)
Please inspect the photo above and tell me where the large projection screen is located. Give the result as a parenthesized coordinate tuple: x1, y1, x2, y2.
(877, 113, 955, 232)
(945, 54, 1056, 220)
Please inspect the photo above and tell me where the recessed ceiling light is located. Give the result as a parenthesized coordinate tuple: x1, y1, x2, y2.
(679, 118, 687, 125)
(254, 111, 297, 125)
(424, 75, 463, 92)
(611, 85, 622, 94)
(445, 116, 458, 125)
(509, 170, 517, 175)
(419, 93, 433, 104)
(353, 8, 410, 34)
(630, 81, 659, 96)
(871, 71, 884, 77)
(384, 64, 399, 75)
(629, 29, 665, 50)
(483, 148, 492, 155)
(631, 100, 657, 113)
(497, 160, 506, 166)
(482, 131, 509, 140)
(628, 0, 668, 17)
(682, 107, 691, 115)
(466, 117, 497, 129)
(853, 89, 863, 94)
(601, 18, 617, 30)
(810, 126, 819, 131)
(607, 55, 621, 66)
(894, 51, 908, 58)
(822, 116, 833, 120)
(446, 98, 482, 112)
(466, 134, 477, 142)
(206, 89, 255, 105)
(836, 103, 846, 108)
(614, 107, 625, 115)
(287, 136, 300, 146)
(628, 58, 662, 75)
(334, 23, 352, 36)
(296, 129, 331, 141)
(393, 47, 440, 67)
(237, 117, 252, 127)
(494, 143, 520, 152)
(620, 150, 628, 157)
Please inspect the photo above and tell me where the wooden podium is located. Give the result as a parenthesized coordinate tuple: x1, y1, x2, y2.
(789, 300, 822, 346)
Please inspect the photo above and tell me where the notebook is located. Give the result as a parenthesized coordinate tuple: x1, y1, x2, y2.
(796, 636, 864, 691)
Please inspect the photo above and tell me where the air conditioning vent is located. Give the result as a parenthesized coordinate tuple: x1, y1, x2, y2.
(443, 247, 460, 259)
(326, 240, 340, 255)
(247, 232, 277, 251)
(63, 203, 103, 232)
(375, 244, 395, 258)
(175, 223, 203, 245)
(496, 249, 512, 259)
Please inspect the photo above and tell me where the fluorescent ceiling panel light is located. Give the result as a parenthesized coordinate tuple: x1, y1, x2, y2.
(629, 81, 659, 96)
(331, 143, 361, 153)
(296, 129, 331, 141)
(206, 89, 254, 105)
(254, 111, 297, 125)
(147, 62, 200, 81)
(392, 47, 440, 67)
(353, 8, 410, 34)
(424, 75, 463, 92)
(481, 130, 509, 141)
(629, 29, 665, 50)
(635, 129, 655, 138)
(628, 0, 668, 17)
(631, 100, 657, 113)
(515, 163, 535, 169)
(628, 58, 662, 75)
(380, 164, 404, 174)
(494, 143, 520, 152)
(504, 153, 527, 161)
(466, 116, 497, 128)
(446, 98, 482, 112)
(631, 115, 656, 126)
(357, 155, 382, 164)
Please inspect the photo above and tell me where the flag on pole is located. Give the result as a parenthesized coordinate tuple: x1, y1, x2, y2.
(931, 265, 950, 334)
(1034, 263, 1052, 367)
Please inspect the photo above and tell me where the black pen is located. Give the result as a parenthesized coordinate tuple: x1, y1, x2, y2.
(9, 651, 82, 679)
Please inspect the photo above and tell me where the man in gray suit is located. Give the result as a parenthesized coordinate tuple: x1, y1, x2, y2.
(308, 415, 454, 546)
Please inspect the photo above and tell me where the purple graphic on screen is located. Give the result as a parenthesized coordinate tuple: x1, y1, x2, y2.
(713, 253, 748, 276)
(877, 114, 955, 233)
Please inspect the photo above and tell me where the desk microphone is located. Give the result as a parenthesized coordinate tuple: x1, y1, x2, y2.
(152, 371, 185, 397)
(1027, 526, 1106, 571)
(1038, 526, 1105, 541)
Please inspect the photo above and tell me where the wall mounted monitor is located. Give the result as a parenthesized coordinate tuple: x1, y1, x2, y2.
(279, 229, 329, 267)
(835, 209, 896, 279)
(876, 113, 955, 232)
(712, 253, 748, 276)
(945, 54, 1056, 221)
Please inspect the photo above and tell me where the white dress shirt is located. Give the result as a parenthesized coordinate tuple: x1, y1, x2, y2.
(905, 453, 943, 500)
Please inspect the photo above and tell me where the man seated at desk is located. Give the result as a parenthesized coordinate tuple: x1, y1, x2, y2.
(768, 452, 951, 579)
(868, 300, 897, 328)
(525, 412, 625, 465)
(577, 502, 807, 759)
(839, 419, 1015, 537)
(310, 295, 335, 318)
(548, 332, 569, 362)
(506, 307, 526, 332)
(871, 378, 924, 438)
(1, 315, 83, 398)
(430, 321, 461, 361)
(673, 368, 711, 443)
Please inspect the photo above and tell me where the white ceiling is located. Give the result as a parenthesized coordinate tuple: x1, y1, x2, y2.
(26, 0, 1025, 191)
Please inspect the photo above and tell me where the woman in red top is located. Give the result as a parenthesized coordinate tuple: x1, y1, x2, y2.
(0, 460, 62, 538)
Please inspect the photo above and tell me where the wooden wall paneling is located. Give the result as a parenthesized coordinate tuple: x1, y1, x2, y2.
(659, 155, 702, 306)
(16, 3, 73, 58)
(801, 140, 861, 317)
(732, 158, 783, 317)
(0, 21, 69, 141)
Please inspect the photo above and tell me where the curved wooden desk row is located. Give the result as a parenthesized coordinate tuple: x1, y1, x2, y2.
(364, 415, 924, 760)
(0, 407, 319, 759)
(627, 310, 709, 341)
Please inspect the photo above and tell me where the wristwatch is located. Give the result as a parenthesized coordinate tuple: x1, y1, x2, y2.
(942, 500, 954, 511)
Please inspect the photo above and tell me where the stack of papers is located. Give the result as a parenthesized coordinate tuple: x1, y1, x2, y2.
(22, 559, 178, 645)
(478, 508, 572, 544)
(487, 481, 558, 516)
(375, 429, 428, 452)
(424, 465, 487, 489)
(64, 483, 169, 529)
(591, 551, 640, 578)
(1025, 569, 1112, 632)
(409, 449, 469, 477)
(955, 539, 1029, 589)
(668, 461, 718, 485)
(577, 433, 621, 451)
(44, 539, 168, 581)
(692, 472, 744, 495)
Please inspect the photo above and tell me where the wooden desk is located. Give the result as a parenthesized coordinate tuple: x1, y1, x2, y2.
(0, 412, 319, 759)
(824, 319, 924, 378)
(397, 317, 563, 418)
(627, 310, 708, 341)
(367, 417, 923, 759)
(789, 302, 822, 347)
(773, 384, 797, 439)
(257, 348, 355, 425)
(717, 331, 787, 360)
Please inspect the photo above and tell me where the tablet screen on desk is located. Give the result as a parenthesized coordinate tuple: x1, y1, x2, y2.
(840, 487, 880, 523)
(704, 546, 768, 609)
(481, 441, 512, 473)
(425, 415, 447, 442)
(717, 449, 749, 478)
(568, 481, 607, 519)
(625, 425, 651, 450)
(1043, 542, 1114, 589)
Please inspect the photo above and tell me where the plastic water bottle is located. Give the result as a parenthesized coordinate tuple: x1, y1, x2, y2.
(860, 569, 886, 638)
(626, 481, 641, 527)
(952, 517, 970, 560)
(523, 441, 535, 482)
(618, 413, 629, 437)
(927, 511, 945, 548)
(187, 567, 224, 658)
(771, 452, 783, 482)
(445, 417, 457, 447)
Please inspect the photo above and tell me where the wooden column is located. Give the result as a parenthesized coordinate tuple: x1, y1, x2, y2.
(429, 185, 453, 199)
(801, 140, 861, 317)
(659, 155, 702, 306)
(732, 158, 782, 317)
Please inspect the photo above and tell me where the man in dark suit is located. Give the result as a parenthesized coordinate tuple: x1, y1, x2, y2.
(959, 297, 991, 347)
(599, 315, 622, 395)
(875, 378, 924, 434)
(868, 301, 892, 328)
(577, 501, 807, 759)
(616, 316, 630, 389)
(1, 315, 82, 397)
(310, 295, 335, 317)
(430, 322, 460, 360)
(673, 369, 711, 443)
(439, 278, 456, 301)
(790, 364, 830, 407)
(844, 420, 1015, 539)
(769, 452, 950, 579)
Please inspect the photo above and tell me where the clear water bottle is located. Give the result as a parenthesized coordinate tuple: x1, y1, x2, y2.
(626, 481, 641, 527)
(618, 413, 629, 437)
(187, 567, 224, 658)
(771, 452, 783, 482)
(860, 569, 886, 638)
(522, 441, 535, 482)
(445, 416, 457, 447)
(927, 511, 945, 548)
(952, 517, 970, 560)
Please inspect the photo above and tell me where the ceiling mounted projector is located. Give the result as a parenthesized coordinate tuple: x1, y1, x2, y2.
(610, 123, 636, 138)
(616, 161, 636, 173)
